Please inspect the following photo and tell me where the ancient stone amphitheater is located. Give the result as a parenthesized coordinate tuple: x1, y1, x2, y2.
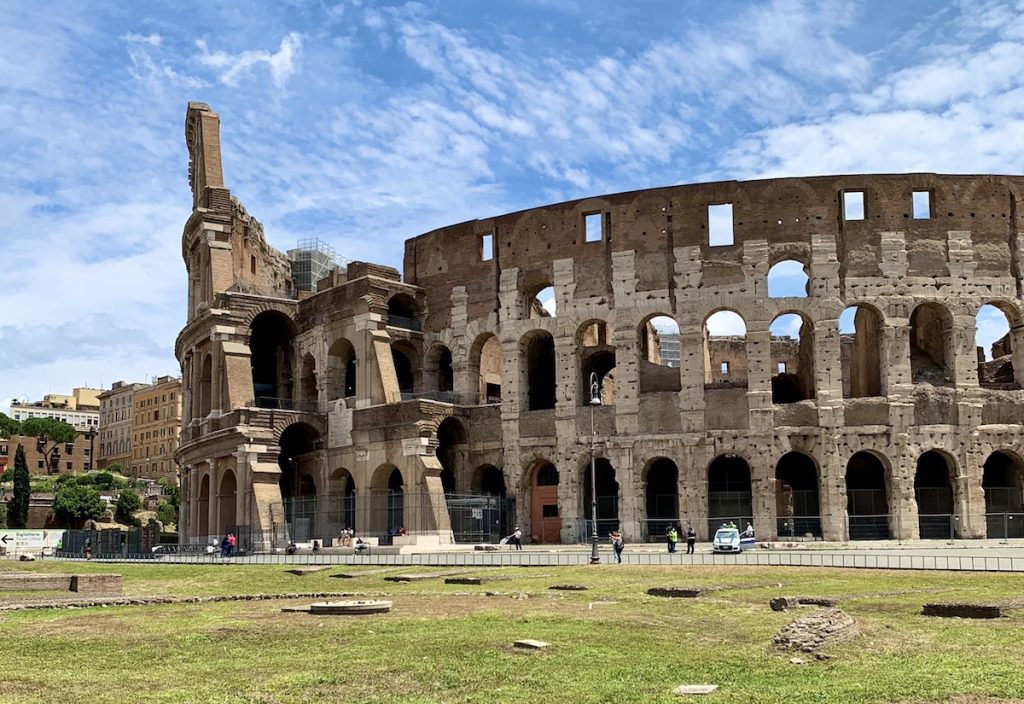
(175, 102, 1024, 548)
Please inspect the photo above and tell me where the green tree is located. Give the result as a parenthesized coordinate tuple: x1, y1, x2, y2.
(91, 472, 118, 491)
(155, 500, 177, 526)
(158, 476, 181, 510)
(21, 417, 78, 473)
(0, 412, 21, 438)
(9, 444, 30, 528)
(53, 484, 106, 525)
(115, 488, 141, 522)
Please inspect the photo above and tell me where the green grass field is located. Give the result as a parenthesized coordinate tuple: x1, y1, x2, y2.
(0, 561, 1022, 703)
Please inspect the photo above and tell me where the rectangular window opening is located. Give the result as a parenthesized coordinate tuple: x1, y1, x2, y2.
(778, 361, 787, 374)
(708, 204, 734, 246)
(542, 504, 559, 518)
(843, 191, 865, 221)
(481, 233, 493, 261)
(584, 212, 602, 243)
(720, 361, 730, 375)
(912, 190, 931, 219)
(250, 255, 257, 275)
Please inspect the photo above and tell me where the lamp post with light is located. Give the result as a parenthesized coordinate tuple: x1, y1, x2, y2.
(588, 372, 602, 565)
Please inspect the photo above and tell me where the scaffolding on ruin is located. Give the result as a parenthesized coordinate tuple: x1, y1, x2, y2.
(287, 237, 347, 291)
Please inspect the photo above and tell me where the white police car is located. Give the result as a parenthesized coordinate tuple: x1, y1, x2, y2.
(712, 527, 742, 553)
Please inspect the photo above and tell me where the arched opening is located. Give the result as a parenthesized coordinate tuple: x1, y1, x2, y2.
(529, 461, 560, 543)
(198, 474, 210, 538)
(199, 355, 212, 417)
(387, 293, 420, 330)
(249, 310, 297, 407)
(976, 303, 1021, 389)
(471, 464, 508, 542)
(218, 470, 237, 535)
(983, 451, 1024, 538)
(840, 304, 883, 398)
(435, 416, 466, 494)
(299, 354, 317, 405)
(370, 465, 405, 540)
(909, 302, 954, 385)
(391, 343, 416, 397)
(473, 464, 506, 495)
(775, 452, 821, 538)
(639, 315, 681, 393)
(326, 338, 356, 400)
(425, 344, 454, 397)
(472, 333, 503, 404)
(277, 423, 320, 501)
(704, 310, 747, 387)
(707, 455, 753, 537)
(582, 458, 619, 537)
(770, 313, 815, 403)
(579, 320, 616, 405)
(643, 457, 678, 540)
(915, 450, 956, 538)
(526, 284, 556, 319)
(845, 451, 890, 540)
(329, 468, 356, 533)
(522, 331, 556, 410)
(767, 260, 810, 298)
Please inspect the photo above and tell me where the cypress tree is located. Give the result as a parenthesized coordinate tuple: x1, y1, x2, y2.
(10, 444, 30, 528)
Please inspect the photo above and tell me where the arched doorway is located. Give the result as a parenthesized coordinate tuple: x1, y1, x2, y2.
(277, 422, 320, 540)
(769, 312, 816, 403)
(775, 452, 821, 538)
(436, 417, 466, 493)
(199, 355, 213, 417)
(529, 461, 560, 543)
(329, 468, 356, 534)
(198, 474, 210, 538)
(840, 304, 884, 398)
(369, 465, 404, 540)
(522, 331, 556, 410)
(471, 464, 508, 542)
(218, 470, 237, 535)
(707, 455, 753, 537)
(909, 302, 954, 385)
(578, 320, 616, 405)
(326, 337, 356, 400)
(643, 458, 678, 540)
(846, 451, 890, 540)
(582, 458, 619, 538)
(249, 311, 297, 407)
(915, 451, 956, 539)
(472, 333, 503, 404)
(982, 451, 1024, 538)
(391, 343, 417, 397)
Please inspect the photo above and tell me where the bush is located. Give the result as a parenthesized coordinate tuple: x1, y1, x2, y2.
(0, 501, 7, 529)
(156, 500, 177, 527)
(53, 484, 106, 525)
(115, 489, 142, 523)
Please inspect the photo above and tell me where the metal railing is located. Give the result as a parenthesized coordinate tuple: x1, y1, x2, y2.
(387, 314, 422, 331)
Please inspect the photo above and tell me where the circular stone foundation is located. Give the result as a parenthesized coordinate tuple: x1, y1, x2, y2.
(309, 600, 393, 615)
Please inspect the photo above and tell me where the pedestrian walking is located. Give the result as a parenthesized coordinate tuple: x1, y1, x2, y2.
(667, 525, 679, 553)
(611, 530, 624, 563)
(686, 525, 696, 554)
(508, 526, 523, 550)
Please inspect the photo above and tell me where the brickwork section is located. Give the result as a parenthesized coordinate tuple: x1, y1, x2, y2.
(69, 575, 123, 595)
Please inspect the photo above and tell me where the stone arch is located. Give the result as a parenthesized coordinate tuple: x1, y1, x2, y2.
(521, 330, 556, 410)
(582, 457, 619, 537)
(642, 457, 678, 539)
(528, 459, 560, 543)
(435, 416, 467, 492)
(578, 319, 616, 405)
(387, 293, 420, 329)
(982, 450, 1024, 538)
(424, 342, 454, 395)
(370, 464, 405, 537)
(770, 311, 815, 403)
(845, 451, 891, 540)
(909, 301, 955, 385)
(706, 454, 753, 536)
(840, 302, 884, 398)
(276, 422, 320, 501)
(326, 337, 356, 400)
(391, 340, 419, 396)
(775, 452, 821, 538)
(248, 310, 298, 406)
(472, 464, 506, 495)
(523, 281, 556, 319)
(218, 469, 237, 534)
(470, 332, 503, 404)
(638, 314, 681, 393)
(198, 473, 210, 538)
(767, 259, 810, 299)
(977, 300, 1023, 389)
(914, 449, 958, 538)
(198, 354, 213, 417)
(329, 467, 357, 532)
(703, 309, 747, 387)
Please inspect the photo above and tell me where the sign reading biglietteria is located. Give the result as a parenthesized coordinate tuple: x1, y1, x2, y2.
(0, 529, 65, 552)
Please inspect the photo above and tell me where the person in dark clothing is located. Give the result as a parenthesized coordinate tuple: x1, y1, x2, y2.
(611, 531, 624, 563)
(685, 525, 696, 554)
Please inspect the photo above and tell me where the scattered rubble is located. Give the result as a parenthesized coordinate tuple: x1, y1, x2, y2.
(774, 608, 859, 652)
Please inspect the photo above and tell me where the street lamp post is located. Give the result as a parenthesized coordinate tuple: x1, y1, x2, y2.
(588, 372, 602, 565)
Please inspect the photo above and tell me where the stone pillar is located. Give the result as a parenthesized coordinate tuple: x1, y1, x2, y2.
(818, 446, 846, 541)
(188, 467, 200, 542)
(615, 448, 640, 543)
(746, 326, 773, 432)
(890, 449, 917, 540)
(814, 317, 845, 428)
(677, 324, 705, 431)
(612, 321, 640, 436)
(750, 457, 776, 540)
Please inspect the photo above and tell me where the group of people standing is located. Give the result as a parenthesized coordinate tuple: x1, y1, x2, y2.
(665, 525, 697, 554)
(219, 532, 237, 557)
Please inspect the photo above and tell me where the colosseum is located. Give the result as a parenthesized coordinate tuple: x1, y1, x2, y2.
(175, 102, 1024, 549)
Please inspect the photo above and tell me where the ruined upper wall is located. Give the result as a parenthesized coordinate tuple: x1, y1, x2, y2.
(405, 174, 1024, 329)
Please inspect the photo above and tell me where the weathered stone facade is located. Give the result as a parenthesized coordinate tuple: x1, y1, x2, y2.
(176, 102, 1024, 546)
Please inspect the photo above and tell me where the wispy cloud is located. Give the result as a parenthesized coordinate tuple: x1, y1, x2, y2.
(196, 32, 303, 88)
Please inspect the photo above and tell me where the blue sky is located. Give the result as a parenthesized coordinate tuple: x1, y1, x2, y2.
(2, 0, 1024, 410)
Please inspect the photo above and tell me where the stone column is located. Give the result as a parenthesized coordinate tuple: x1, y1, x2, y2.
(746, 325, 773, 432)
(890, 448, 917, 540)
(677, 324, 705, 432)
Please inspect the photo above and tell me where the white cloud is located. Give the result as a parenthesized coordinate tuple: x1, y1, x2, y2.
(196, 32, 303, 88)
(122, 32, 162, 46)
